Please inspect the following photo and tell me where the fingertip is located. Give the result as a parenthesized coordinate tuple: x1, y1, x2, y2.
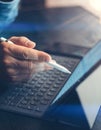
(28, 41, 36, 48)
(45, 54, 52, 62)
(37, 51, 52, 62)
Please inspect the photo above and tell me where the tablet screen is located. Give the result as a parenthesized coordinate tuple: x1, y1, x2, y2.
(76, 64, 101, 128)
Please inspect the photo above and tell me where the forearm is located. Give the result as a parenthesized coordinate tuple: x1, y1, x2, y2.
(0, 0, 20, 31)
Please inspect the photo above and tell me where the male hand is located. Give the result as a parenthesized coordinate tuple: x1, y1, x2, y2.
(0, 36, 52, 82)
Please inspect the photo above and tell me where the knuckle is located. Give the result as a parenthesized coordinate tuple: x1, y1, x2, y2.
(9, 76, 17, 82)
(3, 57, 11, 67)
(6, 68, 12, 75)
(6, 69, 18, 82)
(27, 61, 33, 72)
(22, 49, 29, 59)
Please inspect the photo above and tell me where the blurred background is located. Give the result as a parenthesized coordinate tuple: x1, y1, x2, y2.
(2, 0, 101, 50)
(20, 0, 101, 19)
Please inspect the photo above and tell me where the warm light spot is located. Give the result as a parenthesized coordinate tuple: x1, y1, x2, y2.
(45, 0, 101, 19)
(90, 0, 101, 11)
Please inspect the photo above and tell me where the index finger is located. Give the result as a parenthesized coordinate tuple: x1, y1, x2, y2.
(7, 43, 52, 62)
(9, 36, 36, 48)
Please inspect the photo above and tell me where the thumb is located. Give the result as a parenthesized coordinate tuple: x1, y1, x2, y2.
(9, 36, 36, 48)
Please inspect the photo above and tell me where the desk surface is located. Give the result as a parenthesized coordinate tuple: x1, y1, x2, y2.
(0, 110, 87, 130)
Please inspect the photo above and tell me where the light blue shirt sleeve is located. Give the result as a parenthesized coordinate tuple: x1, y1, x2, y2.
(0, 0, 20, 31)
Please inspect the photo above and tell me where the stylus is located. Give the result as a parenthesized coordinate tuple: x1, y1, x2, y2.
(47, 60, 71, 74)
(0, 37, 13, 44)
(0, 37, 71, 74)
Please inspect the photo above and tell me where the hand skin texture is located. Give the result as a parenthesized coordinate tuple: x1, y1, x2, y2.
(0, 36, 52, 82)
